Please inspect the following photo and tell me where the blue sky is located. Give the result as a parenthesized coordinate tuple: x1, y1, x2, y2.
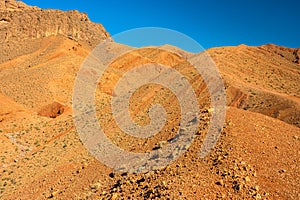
(22, 0, 300, 52)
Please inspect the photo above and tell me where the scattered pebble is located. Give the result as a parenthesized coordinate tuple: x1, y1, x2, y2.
(49, 190, 59, 198)
(216, 180, 224, 186)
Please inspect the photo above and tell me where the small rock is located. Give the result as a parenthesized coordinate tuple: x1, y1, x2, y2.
(233, 183, 241, 191)
(279, 169, 286, 173)
(111, 193, 118, 200)
(90, 182, 101, 190)
(49, 190, 59, 198)
(263, 192, 269, 196)
(293, 135, 299, 140)
(252, 185, 259, 191)
(216, 180, 224, 186)
(253, 193, 262, 199)
(244, 176, 251, 183)
(109, 172, 115, 178)
(82, 162, 88, 169)
(227, 120, 232, 126)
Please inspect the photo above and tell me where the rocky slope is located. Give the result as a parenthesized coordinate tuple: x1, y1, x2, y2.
(208, 44, 300, 128)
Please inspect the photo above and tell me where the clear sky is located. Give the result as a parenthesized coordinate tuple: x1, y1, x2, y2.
(22, 0, 300, 52)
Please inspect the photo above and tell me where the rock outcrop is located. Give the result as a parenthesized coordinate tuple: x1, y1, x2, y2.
(0, 0, 110, 63)
(293, 49, 300, 64)
(0, 0, 109, 45)
(0, 0, 32, 11)
(262, 44, 300, 64)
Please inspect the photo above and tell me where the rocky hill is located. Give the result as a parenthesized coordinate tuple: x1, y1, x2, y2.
(0, 0, 109, 63)
(0, 1, 299, 200)
(208, 44, 300, 128)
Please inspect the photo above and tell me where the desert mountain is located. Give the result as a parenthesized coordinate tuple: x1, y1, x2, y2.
(0, 1, 299, 199)
(0, 0, 109, 63)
